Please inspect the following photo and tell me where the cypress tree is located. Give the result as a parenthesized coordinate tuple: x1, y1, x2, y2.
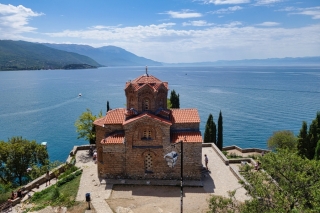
(217, 110, 223, 150)
(107, 101, 110, 112)
(170, 90, 180, 108)
(314, 140, 320, 160)
(204, 114, 216, 144)
(308, 118, 319, 159)
(298, 121, 309, 158)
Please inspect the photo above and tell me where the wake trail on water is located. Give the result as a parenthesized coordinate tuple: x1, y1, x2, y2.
(0, 96, 79, 118)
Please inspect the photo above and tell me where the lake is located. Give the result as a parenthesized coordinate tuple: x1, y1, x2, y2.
(0, 66, 319, 162)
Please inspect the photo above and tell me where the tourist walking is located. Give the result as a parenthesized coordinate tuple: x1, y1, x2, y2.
(204, 154, 209, 171)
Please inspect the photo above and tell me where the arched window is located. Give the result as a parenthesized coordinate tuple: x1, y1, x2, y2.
(142, 129, 152, 140)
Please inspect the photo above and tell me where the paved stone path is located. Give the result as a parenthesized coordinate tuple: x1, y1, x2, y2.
(75, 151, 113, 213)
(75, 147, 249, 212)
(202, 147, 248, 201)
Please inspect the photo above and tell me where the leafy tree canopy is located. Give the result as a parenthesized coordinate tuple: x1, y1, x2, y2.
(0, 136, 49, 186)
(75, 108, 102, 144)
(267, 130, 297, 151)
(208, 149, 320, 212)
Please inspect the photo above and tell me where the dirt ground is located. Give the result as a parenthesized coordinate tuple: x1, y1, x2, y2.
(106, 185, 210, 213)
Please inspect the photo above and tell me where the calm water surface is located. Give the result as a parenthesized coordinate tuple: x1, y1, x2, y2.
(0, 66, 319, 162)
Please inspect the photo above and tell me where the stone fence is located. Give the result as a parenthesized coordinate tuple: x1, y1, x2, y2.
(66, 144, 96, 163)
(222, 145, 269, 154)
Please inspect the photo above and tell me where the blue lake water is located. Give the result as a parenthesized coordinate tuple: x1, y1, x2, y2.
(0, 66, 319, 162)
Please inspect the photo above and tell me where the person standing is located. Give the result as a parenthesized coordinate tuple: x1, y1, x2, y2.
(45, 171, 50, 186)
(204, 154, 209, 171)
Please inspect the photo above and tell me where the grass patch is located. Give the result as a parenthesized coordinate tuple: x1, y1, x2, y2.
(26, 171, 82, 212)
(226, 152, 243, 159)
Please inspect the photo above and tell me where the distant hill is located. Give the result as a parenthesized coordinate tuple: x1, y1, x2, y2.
(164, 56, 320, 67)
(44, 43, 163, 67)
(0, 40, 100, 71)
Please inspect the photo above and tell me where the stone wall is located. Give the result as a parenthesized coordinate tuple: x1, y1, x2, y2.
(98, 141, 202, 180)
(171, 122, 199, 131)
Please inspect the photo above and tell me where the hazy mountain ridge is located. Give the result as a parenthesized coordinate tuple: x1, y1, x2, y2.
(1, 40, 319, 71)
(0, 40, 100, 71)
(164, 56, 320, 67)
(43, 43, 162, 67)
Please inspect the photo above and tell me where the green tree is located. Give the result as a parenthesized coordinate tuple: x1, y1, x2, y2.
(298, 121, 309, 158)
(170, 89, 180, 108)
(208, 149, 320, 212)
(167, 98, 172, 109)
(297, 112, 320, 159)
(107, 101, 110, 112)
(75, 108, 102, 144)
(204, 114, 216, 144)
(267, 130, 297, 151)
(217, 111, 223, 150)
(308, 112, 320, 159)
(315, 140, 320, 160)
(0, 137, 49, 186)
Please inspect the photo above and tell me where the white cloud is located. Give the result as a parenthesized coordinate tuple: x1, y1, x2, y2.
(254, 0, 283, 6)
(182, 20, 214, 26)
(0, 3, 43, 36)
(292, 7, 320, 19)
(164, 10, 202, 18)
(277, 6, 320, 19)
(277, 7, 295, 12)
(223, 21, 243, 27)
(203, 0, 250, 5)
(210, 6, 243, 14)
(256, 22, 280, 27)
(89, 25, 122, 30)
(17, 22, 320, 63)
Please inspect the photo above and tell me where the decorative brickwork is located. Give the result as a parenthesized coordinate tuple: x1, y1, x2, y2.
(94, 71, 203, 180)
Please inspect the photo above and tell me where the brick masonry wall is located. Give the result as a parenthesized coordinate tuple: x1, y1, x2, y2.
(171, 123, 199, 131)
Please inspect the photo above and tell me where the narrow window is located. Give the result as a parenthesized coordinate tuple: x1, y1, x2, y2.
(144, 99, 149, 110)
(145, 153, 153, 172)
(141, 129, 152, 140)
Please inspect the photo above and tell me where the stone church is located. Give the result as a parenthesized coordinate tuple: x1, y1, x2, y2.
(93, 69, 203, 180)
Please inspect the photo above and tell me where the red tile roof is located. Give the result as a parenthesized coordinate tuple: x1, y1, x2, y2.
(125, 75, 168, 92)
(101, 133, 125, 144)
(93, 117, 105, 127)
(171, 132, 203, 143)
(170, 109, 200, 123)
(123, 112, 172, 125)
(104, 108, 125, 125)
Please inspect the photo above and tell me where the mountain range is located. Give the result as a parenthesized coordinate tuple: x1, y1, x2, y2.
(43, 43, 162, 67)
(0, 40, 100, 71)
(0, 39, 319, 71)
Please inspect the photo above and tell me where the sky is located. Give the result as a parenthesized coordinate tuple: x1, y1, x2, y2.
(0, 0, 319, 63)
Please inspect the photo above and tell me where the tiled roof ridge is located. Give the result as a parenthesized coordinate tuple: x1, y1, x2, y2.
(125, 75, 169, 91)
(170, 108, 201, 123)
(123, 112, 172, 125)
(104, 108, 125, 125)
(171, 131, 203, 143)
(132, 74, 162, 83)
(93, 116, 106, 127)
(101, 131, 125, 144)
